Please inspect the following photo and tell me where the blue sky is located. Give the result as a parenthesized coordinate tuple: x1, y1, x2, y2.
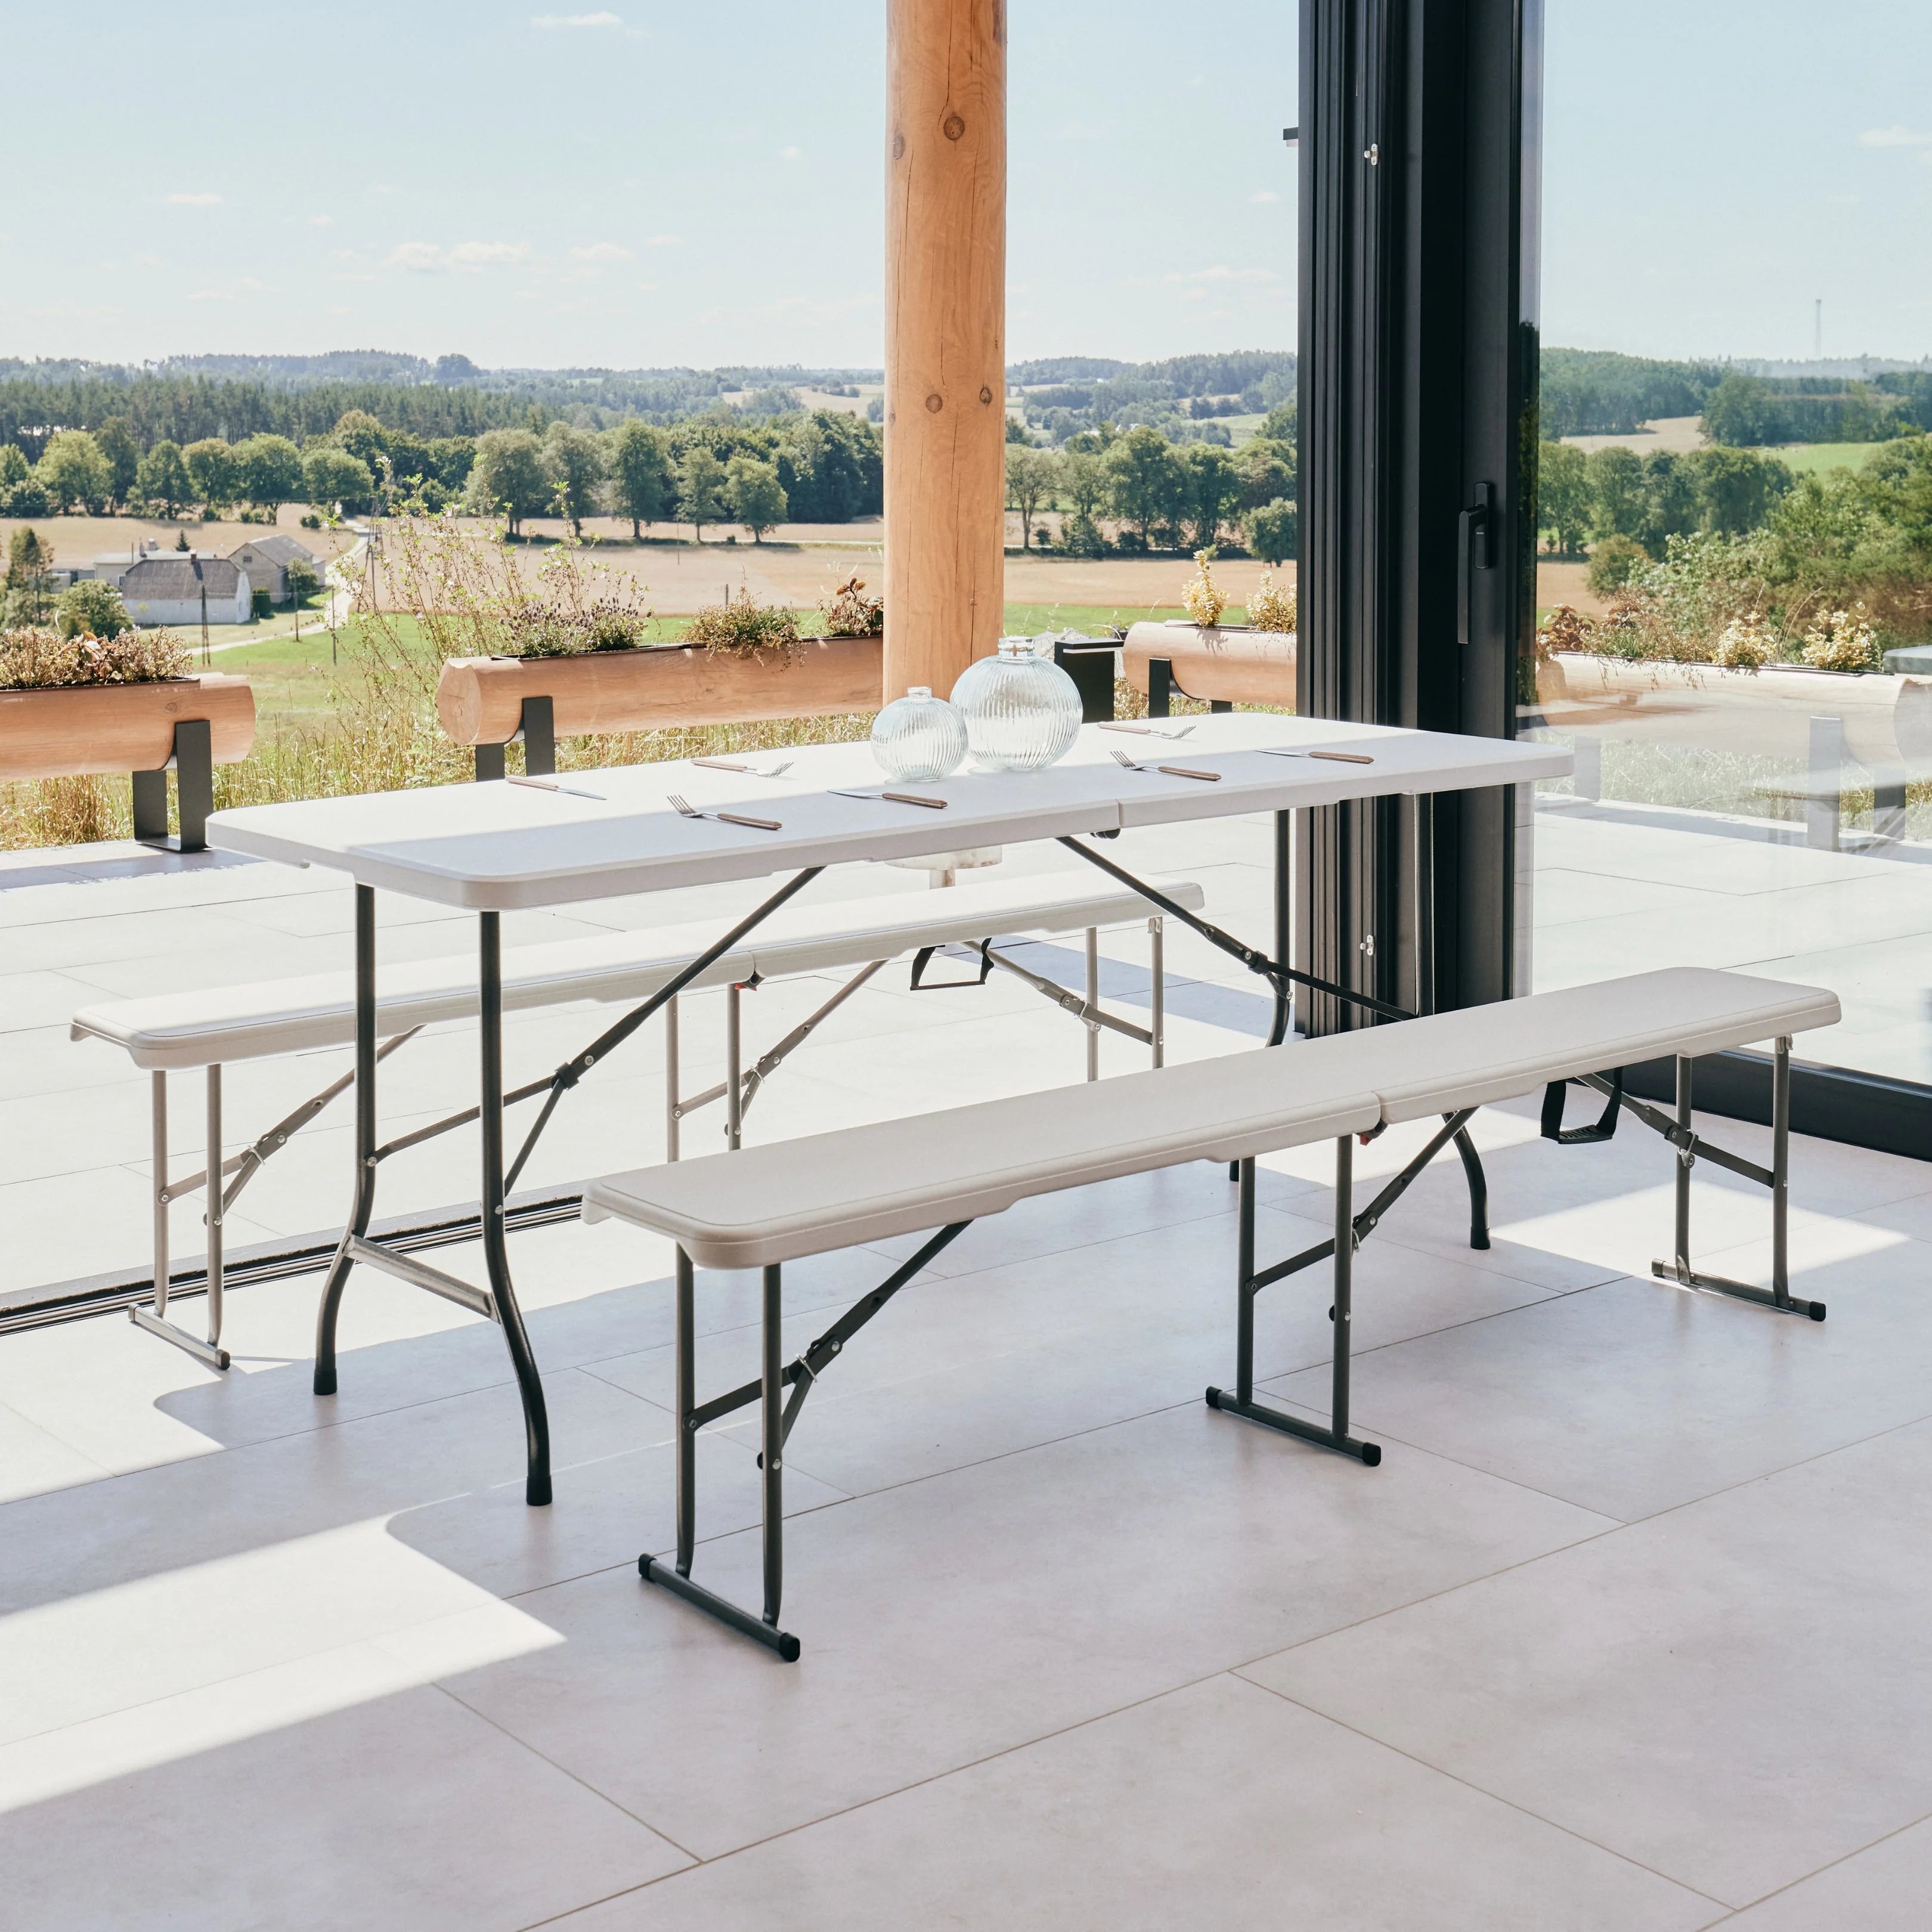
(0, 2, 1925, 371)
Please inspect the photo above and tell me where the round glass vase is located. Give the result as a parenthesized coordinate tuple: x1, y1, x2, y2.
(870, 685, 968, 782)
(949, 637, 1083, 773)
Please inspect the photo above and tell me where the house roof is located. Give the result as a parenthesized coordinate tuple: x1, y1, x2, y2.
(230, 534, 314, 565)
(121, 558, 245, 599)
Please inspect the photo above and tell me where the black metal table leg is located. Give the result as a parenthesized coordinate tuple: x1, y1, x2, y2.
(314, 884, 379, 1396)
(479, 910, 553, 1506)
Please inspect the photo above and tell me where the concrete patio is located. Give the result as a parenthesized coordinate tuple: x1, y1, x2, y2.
(1, 800, 1929, 1927)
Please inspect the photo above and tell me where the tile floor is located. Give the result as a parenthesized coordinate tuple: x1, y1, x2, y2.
(1, 804, 1928, 1927)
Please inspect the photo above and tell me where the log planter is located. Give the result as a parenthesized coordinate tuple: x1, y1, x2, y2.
(1537, 653, 1932, 778)
(0, 673, 256, 851)
(1122, 620, 1296, 716)
(435, 637, 886, 778)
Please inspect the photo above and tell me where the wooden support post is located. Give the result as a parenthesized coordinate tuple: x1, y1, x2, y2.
(884, 0, 1007, 702)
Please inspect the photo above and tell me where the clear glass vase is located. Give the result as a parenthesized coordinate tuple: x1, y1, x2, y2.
(870, 685, 968, 782)
(949, 637, 1083, 772)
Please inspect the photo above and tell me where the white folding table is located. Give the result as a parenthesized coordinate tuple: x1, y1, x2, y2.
(208, 713, 1569, 1503)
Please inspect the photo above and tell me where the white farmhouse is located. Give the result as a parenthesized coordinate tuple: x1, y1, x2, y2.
(119, 556, 252, 627)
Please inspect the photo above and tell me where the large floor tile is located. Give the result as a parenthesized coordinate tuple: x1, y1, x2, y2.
(1261, 1230, 1932, 1520)
(0, 1682, 688, 1932)
(444, 1402, 1609, 1857)
(552, 1674, 1719, 1932)
(0, 1398, 112, 1504)
(1244, 1420, 1932, 1907)
(1717, 1815, 1932, 1928)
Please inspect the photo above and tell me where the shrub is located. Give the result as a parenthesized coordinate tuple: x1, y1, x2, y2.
(1586, 533, 1648, 597)
(1181, 548, 1227, 627)
(0, 625, 185, 690)
(1801, 605, 1880, 673)
(2, 479, 51, 518)
(1246, 497, 1298, 565)
(54, 581, 131, 641)
(1247, 571, 1296, 633)
(816, 574, 883, 637)
(1711, 613, 1776, 670)
(251, 588, 274, 619)
(299, 512, 323, 530)
(501, 598, 650, 658)
(1060, 510, 1108, 557)
(684, 593, 801, 658)
(1537, 604, 1598, 658)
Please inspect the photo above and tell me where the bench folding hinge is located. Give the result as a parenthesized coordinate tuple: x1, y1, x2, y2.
(1540, 1071, 1624, 1145)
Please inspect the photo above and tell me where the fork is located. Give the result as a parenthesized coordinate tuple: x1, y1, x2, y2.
(691, 757, 794, 778)
(1097, 722, 1196, 741)
(1109, 748, 1221, 782)
(667, 793, 784, 832)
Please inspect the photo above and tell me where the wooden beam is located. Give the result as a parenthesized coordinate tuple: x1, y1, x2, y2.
(884, 0, 1007, 701)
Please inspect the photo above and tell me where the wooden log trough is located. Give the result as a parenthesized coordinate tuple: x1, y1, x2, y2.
(1122, 621, 1297, 716)
(0, 673, 256, 851)
(435, 639, 886, 778)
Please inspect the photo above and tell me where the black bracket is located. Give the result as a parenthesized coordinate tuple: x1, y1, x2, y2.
(909, 939, 993, 991)
(1147, 654, 1231, 720)
(1052, 635, 1119, 722)
(1540, 1071, 1624, 1145)
(132, 717, 214, 853)
(474, 695, 556, 782)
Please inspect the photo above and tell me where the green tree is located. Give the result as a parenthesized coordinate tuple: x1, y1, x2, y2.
(5, 527, 54, 623)
(1234, 436, 1295, 513)
(330, 409, 392, 475)
(1636, 451, 1699, 558)
(678, 445, 727, 541)
(0, 444, 27, 490)
(467, 429, 550, 535)
(134, 439, 191, 517)
(724, 454, 788, 541)
(1586, 444, 1645, 540)
(36, 431, 113, 513)
(1699, 371, 1780, 447)
(54, 580, 131, 639)
(605, 420, 674, 538)
(1586, 532, 1648, 597)
(233, 434, 304, 512)
(542, 422, 606, 537)
(302, 445, 376, 516)
(1246, 497, 1298, 566)
(1683, 445, 1794, 537)
(1256, 398, 1298, 446)
(1104, 425, 1183, 549)
(95, 417, 140, 509)
(284, 560, 320, 607)
(1536, 441, 1592, 556)
(1005, 444, 1058, 550)
(1180, 442, 1242, 551)
(183, 438, 236, 509)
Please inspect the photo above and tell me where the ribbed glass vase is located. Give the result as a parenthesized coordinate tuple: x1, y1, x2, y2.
(950, 637, 1083, 773)
(870, 685, 968, 782)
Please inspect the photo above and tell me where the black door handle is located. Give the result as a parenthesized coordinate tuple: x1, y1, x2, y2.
(1457, 482, 1497, 648)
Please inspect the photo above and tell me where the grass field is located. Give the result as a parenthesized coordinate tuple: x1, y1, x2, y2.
(1774, 441, 1885, 476)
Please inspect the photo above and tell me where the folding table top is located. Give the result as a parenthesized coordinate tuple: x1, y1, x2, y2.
(205, 713, 1571, 911)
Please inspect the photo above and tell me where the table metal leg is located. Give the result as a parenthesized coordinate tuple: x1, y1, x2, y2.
(1267, 808, 1292, 1048)
(1085, 927, 1100, 1081)
(314, 884, 379, 1397)
(1150, 917, 1165, 1069)
(479, 909, 553, 1506)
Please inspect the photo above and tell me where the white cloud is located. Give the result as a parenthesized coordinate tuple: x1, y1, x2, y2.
(778, 145, 801, 160)
(383, 240, 528, 273)
(167, 191, 221, 206)
(569, 241, 631, 261)
(532, 10, 621, 24)
(309, 213, 334, 227)
(1249, 189, 1281, 203)
(190, 278, 268, 302)
(1162, 265, 1281, 286)
(1860, 126, 1932, 147)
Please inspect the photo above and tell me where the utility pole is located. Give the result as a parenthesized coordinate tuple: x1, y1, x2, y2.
(197, 561, 209, 667)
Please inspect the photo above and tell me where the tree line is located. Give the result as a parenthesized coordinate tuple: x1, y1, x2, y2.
(1004, 405, 1298, 561)
(0, 404, 884, 534)
(1535, 440, 1796, 567)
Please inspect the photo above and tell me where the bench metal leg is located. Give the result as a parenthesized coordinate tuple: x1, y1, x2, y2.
(1206, 1143, 1382, 1466)
(641, 1248, 802, 1661)
(664, 995, 680, 1162)
(314, 886, 379, 1398)
(1085, 927, 1100, 1081)
(129, 1068, 234, 1370)
(1150, 917, 1165, 1069)
(1649, 1036, 1824, 1320)
(726, 982, 744, 1151)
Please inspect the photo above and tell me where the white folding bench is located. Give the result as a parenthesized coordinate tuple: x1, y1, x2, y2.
(583, 966, 1839, 1660)
(70, 870, 1204, 1368)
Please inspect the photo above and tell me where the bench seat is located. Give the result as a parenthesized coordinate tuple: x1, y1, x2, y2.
(583, 966, 1840, 1659)
(71, 870, 1205, 1071)
(585, 1047, 1380, 1268)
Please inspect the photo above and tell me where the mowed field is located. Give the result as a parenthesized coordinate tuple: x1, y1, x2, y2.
(0, 504, 360, 571)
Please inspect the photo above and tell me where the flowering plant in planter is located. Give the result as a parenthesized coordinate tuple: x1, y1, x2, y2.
(1247, 571, 1296, 634)
(1181, 548, 1228, 628)
(816, 574, 884, 639)
(685, 591, 802, 661)
(0, 625, 188, 692)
